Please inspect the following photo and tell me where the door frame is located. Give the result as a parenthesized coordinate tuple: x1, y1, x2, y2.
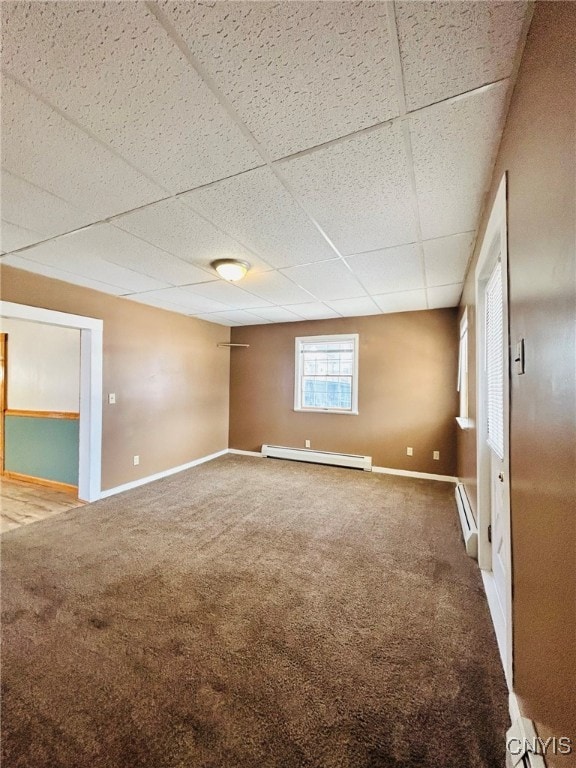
(0, 301, 103, 502)
(474, 173, 513, 688)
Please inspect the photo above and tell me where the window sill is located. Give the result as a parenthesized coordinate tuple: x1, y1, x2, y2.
(456, 417, 474, 431)
(294, 408, 359, 416)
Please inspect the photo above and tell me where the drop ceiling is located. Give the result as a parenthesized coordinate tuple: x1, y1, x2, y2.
(0, 1, 531, 326)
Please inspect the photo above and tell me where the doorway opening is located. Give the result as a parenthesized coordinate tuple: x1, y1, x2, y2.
(0, 301, 103, 502)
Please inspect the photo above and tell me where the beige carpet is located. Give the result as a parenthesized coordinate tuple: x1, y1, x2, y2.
(1, 455, 508, 767)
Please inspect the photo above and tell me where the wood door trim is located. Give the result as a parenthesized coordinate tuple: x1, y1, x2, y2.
(4, 409, 80, 420)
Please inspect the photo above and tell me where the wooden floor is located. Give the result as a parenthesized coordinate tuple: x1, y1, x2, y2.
(0, 477, 84, 533)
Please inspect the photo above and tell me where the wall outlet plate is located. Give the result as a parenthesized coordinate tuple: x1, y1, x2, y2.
(433, 450, 440, 460)
(108, 393, 116, 404)
(133, 455, 140, 466)
(406, 447, 413, 456)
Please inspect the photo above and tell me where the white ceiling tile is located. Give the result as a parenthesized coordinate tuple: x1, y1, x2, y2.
(9, 233, 170, 293)
(184, 280, 273, 311)
(65, 224, 212, 287)
(281, 261, 366, 301)
(0, 254, 128, 296)
(249, 307, 305, 324)
(162, 1, 399, 159)
(2, 2, 261, 192)
(126, 287, 231, 315)
(372, 290, 428, 314)
(0, 220, 43, 252)
(124, 293, 194, 316)
(1, 171, 96, 248)
(346, 243, 425, 294)
(113, 198, 269, 274)
(201, 310, 271, 326)
(277, 123, 418, 255)
(424, 232, 475, 287)
(239, 270, 314, 306)
(427, 283, 463, 308)
(396, 1, 529, 110)
(1, 76, 164, 220)
(194, 314, 242, 327)
(324, 297, 382, 317)
(410, 83, 509, 240)
(181, 167, 335, 269)
(284, 303, 341, 321)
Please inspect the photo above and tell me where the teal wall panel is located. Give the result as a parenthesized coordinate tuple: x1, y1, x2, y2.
(4, 416, 79, 485)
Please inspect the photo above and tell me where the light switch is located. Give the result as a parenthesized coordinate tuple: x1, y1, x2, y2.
(108, 393, 116, 404)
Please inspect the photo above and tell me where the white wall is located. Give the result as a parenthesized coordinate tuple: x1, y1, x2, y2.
(0, 318, 80, 411)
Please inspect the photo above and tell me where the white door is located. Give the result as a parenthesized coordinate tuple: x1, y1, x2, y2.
(485, 260, 508, 624)
(475, 174, 512, 686)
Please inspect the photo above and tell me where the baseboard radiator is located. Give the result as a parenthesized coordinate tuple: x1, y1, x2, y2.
(261, 444, 372, 471)
(455, 482, 478, 558)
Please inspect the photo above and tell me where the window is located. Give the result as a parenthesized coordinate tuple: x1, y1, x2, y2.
(294, 334, 359, 414)
(457, 309, 471, 430)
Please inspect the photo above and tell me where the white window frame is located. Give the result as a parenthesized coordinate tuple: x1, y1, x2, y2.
(456, 308, 472, 430)
(294, 333, 359, 415)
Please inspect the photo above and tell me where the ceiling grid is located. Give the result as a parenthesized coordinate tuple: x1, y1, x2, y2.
(0, 0, 533, 325)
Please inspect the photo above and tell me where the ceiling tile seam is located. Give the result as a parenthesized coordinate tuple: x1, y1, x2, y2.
(2, 254, 134, 294)
(1, 168, 96, 215)
(2, 70, 170, 197)
(0, 216, 43, 236)
(144, 2, 267, 158)
(386, 2, 429, 308)
(342, 228, 476, 261)
(264, 80, 508, 170)
(7, 230, 176, 292)
(2, 220, 108, 258)
(413, 78, 512, 116)
(119, 277, 309, 312)
(144, 2, 361, 284)
(106, 221, 218, 279)
(386, 3, 408, 117)
(458, 5, 535, 293)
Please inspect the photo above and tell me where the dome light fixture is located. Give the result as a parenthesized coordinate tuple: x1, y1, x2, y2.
(211, 258, 251, 282)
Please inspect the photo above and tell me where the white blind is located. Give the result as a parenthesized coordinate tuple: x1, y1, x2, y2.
(485, 261, 504, 459)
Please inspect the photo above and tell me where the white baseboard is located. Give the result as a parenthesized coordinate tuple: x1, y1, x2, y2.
(228, 451, 457, 483)
(99, 449, 228, 499)
(372, 465, 458, 483)
(481, 568, 511, 689)
(509, 691, 522, 723)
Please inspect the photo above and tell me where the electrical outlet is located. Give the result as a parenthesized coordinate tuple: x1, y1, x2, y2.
(406, 447, 413, 456)
(305, 440, 311, 448)
(108, 393, 116, 404)
(433, 451, 440, 460)
(133, 455, 140, 466)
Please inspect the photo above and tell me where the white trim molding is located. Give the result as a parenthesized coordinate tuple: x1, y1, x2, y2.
(100, 449, 228, 498)
(0, 301, 103, 502)
(474, 173, 514, 689)
(294, 333, 359, 415)
(371, 466, 457, 483)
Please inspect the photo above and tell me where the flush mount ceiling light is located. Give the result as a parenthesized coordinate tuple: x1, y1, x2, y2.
(211, 259, 251, 282)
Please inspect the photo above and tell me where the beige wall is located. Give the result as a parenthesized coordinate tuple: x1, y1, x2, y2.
(0, 265, 230, 491)
(457, 3, 576, 763)
(0, 317, 80, 411)
(229, 309, 458, 476)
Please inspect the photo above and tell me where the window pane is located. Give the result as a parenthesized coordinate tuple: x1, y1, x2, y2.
(302, 376, 352, 410)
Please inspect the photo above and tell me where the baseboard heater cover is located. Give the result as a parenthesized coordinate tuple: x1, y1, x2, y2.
(455, 482, 478, 558)
(261, 444, 372, 471)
